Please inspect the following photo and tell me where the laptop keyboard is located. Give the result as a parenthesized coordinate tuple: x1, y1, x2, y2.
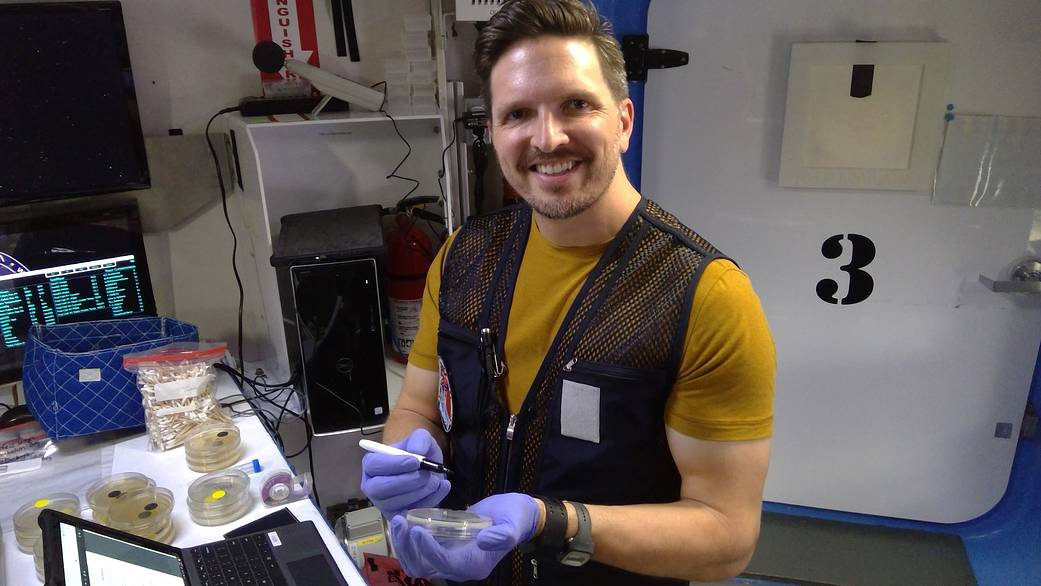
(191, 534, 289, 586)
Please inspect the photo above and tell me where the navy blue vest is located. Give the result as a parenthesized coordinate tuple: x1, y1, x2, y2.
(436, 199, 725, 585)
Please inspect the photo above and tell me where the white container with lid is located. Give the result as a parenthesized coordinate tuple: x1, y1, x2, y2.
(404, 14, 432, 32)
(403, 30, 430, 49)
(407, 71, 435, 85)
(410, 60, 436, 74)
(405, 46, 431, 62)
(384, 59, 410, 76)
(412, 95, 438, 115)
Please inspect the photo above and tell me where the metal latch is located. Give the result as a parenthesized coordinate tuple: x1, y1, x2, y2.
(623, 34, 689, 82)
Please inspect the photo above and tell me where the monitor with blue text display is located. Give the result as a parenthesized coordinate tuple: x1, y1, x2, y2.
(0, 206, 156, 384)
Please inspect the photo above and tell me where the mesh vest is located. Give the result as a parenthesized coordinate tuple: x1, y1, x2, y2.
(436, 198, 726, 586)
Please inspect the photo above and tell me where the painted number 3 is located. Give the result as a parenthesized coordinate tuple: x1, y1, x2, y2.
(817, 234, 875, 305)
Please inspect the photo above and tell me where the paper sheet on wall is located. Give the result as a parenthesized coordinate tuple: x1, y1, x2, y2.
(933, 114, 1041, 208)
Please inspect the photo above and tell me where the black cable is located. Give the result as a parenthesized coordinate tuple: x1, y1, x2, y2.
(215, 363, 301, 420)
(274, 385, 298, 432)
(205, 106, 245, 383)
(311, 380, 380, 436)
(232, 366, 299, 389)
(216, 365, 286, 452)
(471, 130, 488, 215)
(435, 122, 457, 240)
(220, 388, 292, 413)
(0, 401, 11, 411)
(370, 81, 422, 206)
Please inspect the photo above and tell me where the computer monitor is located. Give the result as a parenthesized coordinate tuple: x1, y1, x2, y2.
(0, 1, 150, 206)
(0, 205, 156, 384)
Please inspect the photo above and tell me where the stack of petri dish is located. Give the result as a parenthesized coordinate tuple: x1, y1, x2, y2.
(186, 469, 252, 526)
(86, 472, 156, 525)
(184, 422, 243, 473)
(107, 486, 176, 544)
(33, 537, 45, 581)
(405, 508, 492, 549)
(13, 493, 80, 554)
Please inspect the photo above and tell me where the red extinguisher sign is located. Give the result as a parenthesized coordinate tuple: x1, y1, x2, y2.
(250, 0, 320, 82)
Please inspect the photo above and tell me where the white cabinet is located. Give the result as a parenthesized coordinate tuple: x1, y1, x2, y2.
(229, 111, 453, 379)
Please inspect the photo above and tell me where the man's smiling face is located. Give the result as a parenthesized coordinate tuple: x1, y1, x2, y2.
(488, 36, 633, 220)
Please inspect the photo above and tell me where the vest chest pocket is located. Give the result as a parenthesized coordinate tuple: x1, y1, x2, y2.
(436, 320, 490, 505)
(561, 360, 669, 440)
(539, 360, 674, 504)
(436, 320, 489, 425)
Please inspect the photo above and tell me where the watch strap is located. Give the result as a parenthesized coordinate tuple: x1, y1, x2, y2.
(559, 501, 594, 565)
(535, 496, 568, 551)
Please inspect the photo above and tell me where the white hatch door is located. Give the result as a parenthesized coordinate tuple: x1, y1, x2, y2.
(641, 0, 1041, 523)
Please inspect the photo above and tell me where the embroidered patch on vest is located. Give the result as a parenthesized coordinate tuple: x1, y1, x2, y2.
(437, 356, 454, 433)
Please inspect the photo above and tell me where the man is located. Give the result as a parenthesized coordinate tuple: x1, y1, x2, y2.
(361, 0, 774, 583)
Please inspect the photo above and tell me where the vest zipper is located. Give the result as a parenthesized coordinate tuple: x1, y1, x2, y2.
(501, 412, 518, 490)
(506, 413, 518, 440)
(530, 556, 539, 580)
(563, 358, 660, 382)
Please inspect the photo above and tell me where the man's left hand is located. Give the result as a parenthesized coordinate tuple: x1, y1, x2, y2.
(389, 493, 539, 581)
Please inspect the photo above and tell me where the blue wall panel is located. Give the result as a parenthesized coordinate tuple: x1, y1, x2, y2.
(592, 0, 649, 190)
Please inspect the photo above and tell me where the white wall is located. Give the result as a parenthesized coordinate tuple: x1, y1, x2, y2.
(644, 0, 1041, 522)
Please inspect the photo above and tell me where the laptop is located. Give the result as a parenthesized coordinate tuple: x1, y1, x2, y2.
(39, 509, 349, 586)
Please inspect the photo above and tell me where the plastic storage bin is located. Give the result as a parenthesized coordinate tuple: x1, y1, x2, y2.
(23, 317, 198, 440)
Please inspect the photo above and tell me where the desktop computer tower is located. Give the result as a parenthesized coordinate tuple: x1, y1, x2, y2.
(270, 205, 389, 436)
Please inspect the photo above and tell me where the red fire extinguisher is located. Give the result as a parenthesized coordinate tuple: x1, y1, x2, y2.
(386, 213, 434, 363)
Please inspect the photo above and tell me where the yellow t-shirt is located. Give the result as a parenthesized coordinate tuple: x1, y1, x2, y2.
(409, 218, 774, 440)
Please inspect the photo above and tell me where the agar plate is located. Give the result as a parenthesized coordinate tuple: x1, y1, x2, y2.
(186, 469, 253, 526)
(86, 472, 156, 525)
(108, 486, 176, 544)
(13, 493, 80, 554)
(184, 422, 243, 472)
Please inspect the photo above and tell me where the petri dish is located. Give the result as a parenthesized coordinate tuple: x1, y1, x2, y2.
(13, 493, 80, 554)
(405, 508, 492, 544)
(108, 486, 176, 544)
(184, 422, 243, 472)
(86, 472, 156, 525)
(186, 469, 253, 526)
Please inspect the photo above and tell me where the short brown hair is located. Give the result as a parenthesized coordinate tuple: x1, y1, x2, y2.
(474, 0, 628, 107)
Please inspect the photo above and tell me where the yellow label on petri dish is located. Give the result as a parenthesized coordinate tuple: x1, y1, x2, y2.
(206, 490, 226, 503)
(34, 499, 50, 508)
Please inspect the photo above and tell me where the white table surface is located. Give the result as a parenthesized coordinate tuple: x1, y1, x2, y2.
(0, 372, 367, 586)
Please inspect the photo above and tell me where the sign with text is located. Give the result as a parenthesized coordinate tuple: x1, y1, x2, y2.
(250, 0, 320, 82)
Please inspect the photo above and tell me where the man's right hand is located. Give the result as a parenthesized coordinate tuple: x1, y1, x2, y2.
(360, 428, 452, 519)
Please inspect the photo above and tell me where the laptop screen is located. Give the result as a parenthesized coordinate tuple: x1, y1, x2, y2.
(58, 521, 187, 585)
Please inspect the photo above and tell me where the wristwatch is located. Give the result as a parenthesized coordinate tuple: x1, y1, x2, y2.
(558, 501, 594, 567)
(536, 496, 568, 551)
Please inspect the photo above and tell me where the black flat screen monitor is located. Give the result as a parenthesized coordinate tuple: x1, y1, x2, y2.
(0, 2, 150, 206)
(0, 205, 157, 384)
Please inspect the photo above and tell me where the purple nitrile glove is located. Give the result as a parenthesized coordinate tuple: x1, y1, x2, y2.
(359, 428, 451, 519)
(389, 493, 539, 582)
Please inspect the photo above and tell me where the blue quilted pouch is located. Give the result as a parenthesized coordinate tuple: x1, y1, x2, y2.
(23, 317, 198, 440)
